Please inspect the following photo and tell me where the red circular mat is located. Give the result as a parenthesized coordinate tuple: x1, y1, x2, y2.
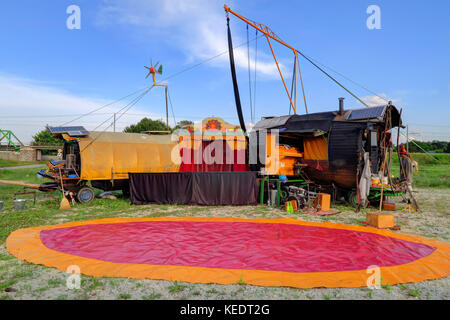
(7, 217, 450, 288)
(40, 220, 435, 273)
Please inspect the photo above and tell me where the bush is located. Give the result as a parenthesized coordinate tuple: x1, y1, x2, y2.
(123, 118, 169, 133)
(32, 128, 62, 146)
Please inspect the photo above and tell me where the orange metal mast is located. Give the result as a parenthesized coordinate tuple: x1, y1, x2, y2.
(224, 4, 306, 114)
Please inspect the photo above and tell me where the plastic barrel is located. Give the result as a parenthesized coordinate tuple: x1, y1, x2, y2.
(0, 201, 3, 212)
(13, 199, 26, 211)
(269, 190, 278, 207)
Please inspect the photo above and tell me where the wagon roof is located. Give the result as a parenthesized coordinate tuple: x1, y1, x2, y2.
(254, 104, 402, 132)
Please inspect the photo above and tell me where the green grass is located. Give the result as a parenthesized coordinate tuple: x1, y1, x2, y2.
(391, 153, 450, 188)
(409, 289, 420, 298)
(0, 280, 17, 291)
(237, 276, 246, 285)
(381, 283, 392, 292)
(0, 167, 47, 202)
(168, 281, 187, 294)
(118, 293, 131, 300)
(0, 159, 46, 168)
(142, 293, 162, 300)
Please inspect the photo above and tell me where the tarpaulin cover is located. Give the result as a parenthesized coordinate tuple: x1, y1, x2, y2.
(303, 137, 328, 160)
(6, 217, 450, 288)
(77, 132, 180, 181)
(129, 172, 257, 205)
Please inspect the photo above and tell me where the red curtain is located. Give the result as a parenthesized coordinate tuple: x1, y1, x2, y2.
(179, 140, 248, 172)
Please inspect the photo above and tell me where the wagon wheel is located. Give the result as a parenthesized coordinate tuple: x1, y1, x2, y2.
(279, 187, 289, 203)
(287, 195, 305, 209)
(347, 191, 369, 209)
(76, 186, 95, 203)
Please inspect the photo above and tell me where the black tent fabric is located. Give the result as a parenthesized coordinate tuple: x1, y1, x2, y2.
(328, 121, 366, 170)
(227, 17, 246, 134)
(129, 172, 258, 206)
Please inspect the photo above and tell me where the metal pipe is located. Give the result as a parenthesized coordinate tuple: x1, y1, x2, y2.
(339, 97, 345, 115)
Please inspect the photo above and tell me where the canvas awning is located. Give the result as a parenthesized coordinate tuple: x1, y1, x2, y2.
(76, 132, 180, 180)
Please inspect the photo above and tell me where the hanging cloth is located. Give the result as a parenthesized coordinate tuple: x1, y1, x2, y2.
(227, 17, 247, 134)
(359, 152, 371, 206)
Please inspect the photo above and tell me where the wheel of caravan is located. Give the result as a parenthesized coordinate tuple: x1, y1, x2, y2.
(347, 191, 368, 208)
(77, 186, 95, 203)
(347, 191, 358, 208)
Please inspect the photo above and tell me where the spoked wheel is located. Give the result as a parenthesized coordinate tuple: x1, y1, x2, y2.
(347, 191, 359, 208)
(347, 191, 368, 209)
(279, 187, 289, 203)
(76, 186, 95, 203)
(287, 196, 306, 210)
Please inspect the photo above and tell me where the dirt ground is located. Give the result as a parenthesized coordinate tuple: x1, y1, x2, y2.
(0, 187, 449, 300)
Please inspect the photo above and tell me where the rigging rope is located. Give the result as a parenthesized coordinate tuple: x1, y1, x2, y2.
(92, 88, 150, 132)
(297, 55, 308, 114)
(79, 86, 153, 153)
(400, 132, 441, 163)
(167, 88, 177, 128)
(253, 29, 258, 124)
(246, 24, 253, 125)
(60, 86, 151, 127)
(300, 53, 390, 103)
(289, 57, 296, 115)
(295, 49, 369, 108)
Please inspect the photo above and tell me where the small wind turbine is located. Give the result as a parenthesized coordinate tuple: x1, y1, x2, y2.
(144, 59, 169, 131)
(144, 59, 163, 83)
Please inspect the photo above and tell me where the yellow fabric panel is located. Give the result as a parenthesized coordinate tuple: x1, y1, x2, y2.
(6, 217, 450, 289)
(181, 134, 246, 151)
(61, 133, 78, 141)
(304, 137, 328, 160)
(78, 132, 179, 180)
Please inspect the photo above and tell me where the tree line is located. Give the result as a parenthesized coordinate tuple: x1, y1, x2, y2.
(402, 140, 450, 153)
(32, 119, 194, 145)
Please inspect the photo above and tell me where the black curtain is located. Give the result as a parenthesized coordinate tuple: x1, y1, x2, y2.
(129, 172, 258, 206)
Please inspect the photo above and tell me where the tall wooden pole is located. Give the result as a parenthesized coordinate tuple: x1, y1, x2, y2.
(165, 87, 169, 131)
(406, 125, 409, 153)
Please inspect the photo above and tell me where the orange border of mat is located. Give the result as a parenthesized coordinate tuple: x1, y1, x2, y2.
(6, 217, 450, 288)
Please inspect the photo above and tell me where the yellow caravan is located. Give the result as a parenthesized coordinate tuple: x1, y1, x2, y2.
(39, 128, 180, 202)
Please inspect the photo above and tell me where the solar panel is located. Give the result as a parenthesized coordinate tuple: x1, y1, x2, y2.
(347, 106, 386, 120)
(67, 131, 86, 136)
(48, 126, 89, 136)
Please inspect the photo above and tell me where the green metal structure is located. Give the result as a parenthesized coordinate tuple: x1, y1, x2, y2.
(0, 129, 24, 151)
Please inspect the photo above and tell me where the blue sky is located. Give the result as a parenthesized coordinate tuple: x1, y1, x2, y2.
(0, 0, 448, 143)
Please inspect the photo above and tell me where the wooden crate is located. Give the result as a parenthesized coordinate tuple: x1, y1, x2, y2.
(366, 211, 395, 229)
(314, 193, 330, 211)
(383, 201, 396, 211)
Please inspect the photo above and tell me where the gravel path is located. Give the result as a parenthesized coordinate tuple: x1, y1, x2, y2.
(0, 164, 44, 170)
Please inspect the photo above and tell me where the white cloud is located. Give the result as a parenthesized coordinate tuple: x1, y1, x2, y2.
(360, 93, 392, 107)
(0, 74, 161, 144)
(97, 0, 282, 78)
